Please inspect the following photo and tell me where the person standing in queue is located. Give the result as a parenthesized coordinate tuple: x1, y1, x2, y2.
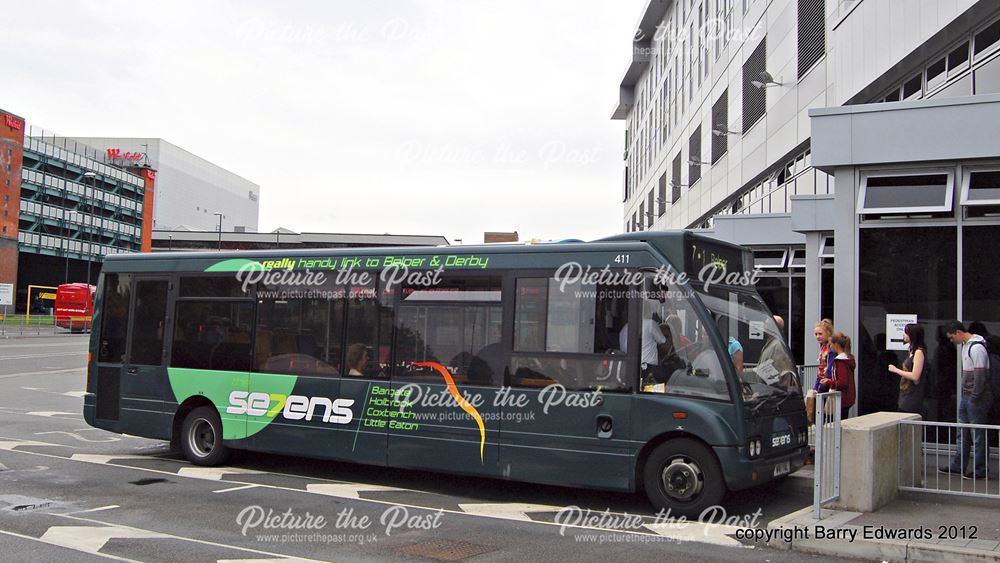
(941, 321, 993, 479)
(820, 332, 856, 420)
(813, 319, 836, 393)
(889, 323, 926, 415)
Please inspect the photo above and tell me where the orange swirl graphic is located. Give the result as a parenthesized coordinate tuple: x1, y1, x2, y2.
(413, 361, 486, 463)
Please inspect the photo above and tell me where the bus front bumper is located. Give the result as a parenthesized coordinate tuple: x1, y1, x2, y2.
(713, 445, 809, 492)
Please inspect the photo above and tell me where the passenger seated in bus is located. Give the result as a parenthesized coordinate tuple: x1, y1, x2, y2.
(346, 343, 368, 376)
(467, 342, 503, 386)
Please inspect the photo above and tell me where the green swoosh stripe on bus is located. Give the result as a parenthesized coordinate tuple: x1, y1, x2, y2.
(167, 368, 297, 440)
(204, 258, 268, 273)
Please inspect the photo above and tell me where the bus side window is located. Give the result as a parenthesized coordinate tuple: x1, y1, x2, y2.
(254, 298, 343, 377)
(171, 301, 254, 372)
(509, 276, 631, 392)
(343, 281, 392, 379)
(98, 273, 132, 364)
(394, 276, 503, 387)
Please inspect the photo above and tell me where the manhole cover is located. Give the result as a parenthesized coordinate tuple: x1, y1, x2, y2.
(0, 495, 61, 514)
(398, 539, 496, 561)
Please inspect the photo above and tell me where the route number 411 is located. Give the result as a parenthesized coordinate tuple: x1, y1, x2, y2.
(613, 254, 631, 264)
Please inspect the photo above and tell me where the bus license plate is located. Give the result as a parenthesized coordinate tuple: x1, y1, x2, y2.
(773, 461, 790, 477)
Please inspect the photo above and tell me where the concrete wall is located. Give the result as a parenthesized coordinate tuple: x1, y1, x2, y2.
(832, 412, 922, 513)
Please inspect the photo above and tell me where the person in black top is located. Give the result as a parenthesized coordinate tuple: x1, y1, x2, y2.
(889, 323, 926, 415)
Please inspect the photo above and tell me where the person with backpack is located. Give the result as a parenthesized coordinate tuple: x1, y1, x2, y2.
(941, 321, 995, 479)
(889, 323, 926, 415)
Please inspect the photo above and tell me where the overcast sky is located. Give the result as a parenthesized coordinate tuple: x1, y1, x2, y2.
(3, 0, 646, 244)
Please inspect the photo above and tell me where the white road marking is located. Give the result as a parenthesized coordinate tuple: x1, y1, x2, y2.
(70, 454, 150, 464)
(176, 466, 265, 480)
(644, 521, 746, 547)
(57, 514, 329, 562)
(21, 387, 87, 399)
(36, 430, 120, 443)
(0, 368, 83, 380)
(40, 525, 167, 554)
(69, 505, 120, 515)
(213, 484, 259, 494)
(1, 352, 86, 360)
(0, 438, 70, 450)
(305, 483, 402, 499)
(457, 502, 562, 522)
(0, 341, 88, 349)
(0, 528, 137, 562)
(26, 411, 81, 418)
(218, 560, 306, 562)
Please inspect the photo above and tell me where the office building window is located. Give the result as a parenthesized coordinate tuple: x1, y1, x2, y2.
(974, 19, 1000, 59)
(961, 168, 1000, 206)
(902, 73, 922, 100)
(858, 171, 954, 215)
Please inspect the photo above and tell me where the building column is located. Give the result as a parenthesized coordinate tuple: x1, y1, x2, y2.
(803, 231, 823, 367)
(832, 165, 859, 414)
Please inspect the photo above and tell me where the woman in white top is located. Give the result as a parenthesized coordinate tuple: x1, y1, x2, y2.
(346, 343, 368, 377)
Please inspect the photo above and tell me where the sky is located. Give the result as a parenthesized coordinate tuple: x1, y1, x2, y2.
(2, 0, 647, 244)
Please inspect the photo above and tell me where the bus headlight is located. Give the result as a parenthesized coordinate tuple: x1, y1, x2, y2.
(748, 438, 762, 457)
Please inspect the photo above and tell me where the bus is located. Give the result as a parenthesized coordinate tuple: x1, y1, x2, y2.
(84, 231, 808, 517)
(55, 283, 95, 332)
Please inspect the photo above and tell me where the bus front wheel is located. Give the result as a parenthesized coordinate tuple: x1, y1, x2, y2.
(642, 439, 725, 519)
(180, 407, 230, 466)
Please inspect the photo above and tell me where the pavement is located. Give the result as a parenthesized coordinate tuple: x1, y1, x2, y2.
(761, 468, 1000, 562)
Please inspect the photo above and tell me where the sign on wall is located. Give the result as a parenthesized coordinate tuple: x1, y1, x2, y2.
(0, 283, 12, 306)
(886, 313, 918, 351)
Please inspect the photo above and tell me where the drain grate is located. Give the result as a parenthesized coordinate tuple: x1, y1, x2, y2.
(398, 539, 497, 561)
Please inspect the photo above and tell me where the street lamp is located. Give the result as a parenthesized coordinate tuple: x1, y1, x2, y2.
(213, 212, 224, 250)
(82, 172, 97, 287)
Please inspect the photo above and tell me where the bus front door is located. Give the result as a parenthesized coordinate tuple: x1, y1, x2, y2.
(120, 278, 171, 437)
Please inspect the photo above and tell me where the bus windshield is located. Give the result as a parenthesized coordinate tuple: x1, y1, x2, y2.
(694, 287, 800, 400)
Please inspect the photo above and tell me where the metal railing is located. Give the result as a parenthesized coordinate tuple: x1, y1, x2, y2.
(899, 419, 1000, 498)
(0, 314, 89, 336)
(798, 363, 820, 393)
(813, 391, 842, 519)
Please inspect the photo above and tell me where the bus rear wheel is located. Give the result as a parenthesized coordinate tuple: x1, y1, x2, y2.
(180, 407, 230, 466)
(642, 439, 725, 519)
